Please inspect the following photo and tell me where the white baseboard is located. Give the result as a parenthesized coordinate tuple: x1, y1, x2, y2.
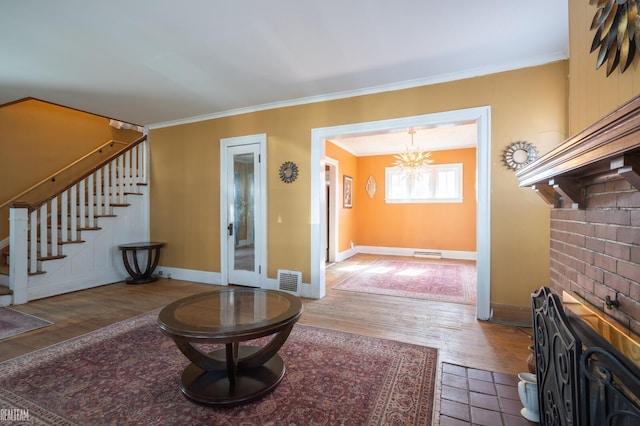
(335, 247, 358, 262)
(343, 245, 476, 261)
(156, 266, 221, 285)
(156, 268, 316, 298)
(0, 294, 11, 307)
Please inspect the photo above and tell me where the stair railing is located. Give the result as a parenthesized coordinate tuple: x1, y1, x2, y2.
(0, 139, 129, 211)
(9, 135, 148, 303)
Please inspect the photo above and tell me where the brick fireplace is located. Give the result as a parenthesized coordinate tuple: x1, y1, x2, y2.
(518, 96, 640, 424)
(550, 180, 640, 336)
(517, 94, 640, 338)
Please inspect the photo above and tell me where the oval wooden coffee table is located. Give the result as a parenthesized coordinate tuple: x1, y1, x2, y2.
(158, 288, 303, 406)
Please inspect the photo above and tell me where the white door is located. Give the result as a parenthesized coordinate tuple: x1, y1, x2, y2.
(220, 135, 266, 287)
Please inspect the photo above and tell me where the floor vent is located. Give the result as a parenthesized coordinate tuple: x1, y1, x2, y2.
(414, 251, 442, 259)
(277, 269, 302, 295)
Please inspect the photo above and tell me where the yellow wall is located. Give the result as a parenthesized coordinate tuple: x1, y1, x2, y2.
(150, 61, 568, 306)
(6, 0, 630, 310)
(569, 0, 640, 134)
(0, 99, 141, 239)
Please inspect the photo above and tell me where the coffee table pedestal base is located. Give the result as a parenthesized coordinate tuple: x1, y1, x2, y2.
(180, 346, 285, 406)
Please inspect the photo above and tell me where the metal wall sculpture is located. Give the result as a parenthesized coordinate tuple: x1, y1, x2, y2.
(590, 0, 639, 75)
(532, 287, 582, 425)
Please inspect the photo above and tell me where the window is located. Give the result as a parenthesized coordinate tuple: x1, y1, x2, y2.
(385, 163, 463, 203)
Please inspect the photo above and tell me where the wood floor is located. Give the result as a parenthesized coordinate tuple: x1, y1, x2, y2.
(1, 254, 533, 375)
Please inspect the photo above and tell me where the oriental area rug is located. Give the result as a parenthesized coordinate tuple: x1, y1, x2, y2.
(333, 259, 476, 305)
(0, 307, 52, 340)
(0, 310, 438, 425)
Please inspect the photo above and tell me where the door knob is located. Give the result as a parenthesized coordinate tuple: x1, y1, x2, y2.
(227, 223, 233, 236)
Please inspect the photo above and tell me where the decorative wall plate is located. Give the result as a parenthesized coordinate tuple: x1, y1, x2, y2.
(366, 176, 377, 199)
(279, 161, 298, 183)
(503, 141, 538, 171)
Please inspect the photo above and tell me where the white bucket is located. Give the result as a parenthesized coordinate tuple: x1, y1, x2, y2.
(517, 372, 540, 422)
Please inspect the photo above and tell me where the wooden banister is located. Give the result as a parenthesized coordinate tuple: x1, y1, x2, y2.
(14, 135, 146, 213)
(0, 138, 133, 210)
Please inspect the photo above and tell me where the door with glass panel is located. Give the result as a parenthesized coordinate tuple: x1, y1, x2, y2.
(221, 137, 265, 287)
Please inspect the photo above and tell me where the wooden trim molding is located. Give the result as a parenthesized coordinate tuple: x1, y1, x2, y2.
(517, 94, 640, 191)
(490, 302, 533, 327)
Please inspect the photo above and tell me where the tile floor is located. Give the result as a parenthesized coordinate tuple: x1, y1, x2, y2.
(439, 363, 537, 426)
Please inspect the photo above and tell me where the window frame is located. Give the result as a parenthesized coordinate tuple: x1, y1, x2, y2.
(384, 163, 463, 204)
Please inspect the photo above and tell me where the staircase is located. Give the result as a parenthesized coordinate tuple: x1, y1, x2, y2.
(1, 136, 150, 306)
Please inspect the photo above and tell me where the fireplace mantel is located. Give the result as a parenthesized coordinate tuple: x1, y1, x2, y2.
(517, 94, 640, 208)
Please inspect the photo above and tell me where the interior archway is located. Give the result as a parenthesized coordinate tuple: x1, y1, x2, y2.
(310, 106, 492, 320)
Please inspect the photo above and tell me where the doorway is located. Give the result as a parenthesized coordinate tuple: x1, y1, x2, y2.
(325, 157, 339, 264)
(220, 134, 267, 288)
(310, 107, 492, 320)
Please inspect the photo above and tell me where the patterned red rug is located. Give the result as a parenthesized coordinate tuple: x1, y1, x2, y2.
(333, 259, 476, 305)
(0, 310, 438, 425)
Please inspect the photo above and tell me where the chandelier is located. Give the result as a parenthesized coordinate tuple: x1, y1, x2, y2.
(392, 130, 433, 179)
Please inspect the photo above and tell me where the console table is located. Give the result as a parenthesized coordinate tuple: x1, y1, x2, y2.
(118, 241, 165, 284)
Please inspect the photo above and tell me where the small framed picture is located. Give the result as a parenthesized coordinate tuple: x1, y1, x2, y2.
(343, 175, 353, 208)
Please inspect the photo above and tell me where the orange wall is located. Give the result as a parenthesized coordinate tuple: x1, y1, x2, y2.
(326, 142, 477, 253)
(355, 148, 476, 251)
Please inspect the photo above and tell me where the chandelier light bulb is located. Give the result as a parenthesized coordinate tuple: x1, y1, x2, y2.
(392, 130, 433, 178)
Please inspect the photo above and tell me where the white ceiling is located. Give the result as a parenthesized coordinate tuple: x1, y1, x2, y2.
(1, 1, 568, 131)
(331, 122, 478, 156)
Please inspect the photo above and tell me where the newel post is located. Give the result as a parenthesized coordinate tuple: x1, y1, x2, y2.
(9, 202, 29, 304)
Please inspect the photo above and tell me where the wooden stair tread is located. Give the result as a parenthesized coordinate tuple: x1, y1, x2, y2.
(38, 255, 66, 261)
(48, 224, 103, 230)
(0, 284, 11, 294)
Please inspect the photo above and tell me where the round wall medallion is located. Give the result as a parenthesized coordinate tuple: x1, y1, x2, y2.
(503, 141, 538, 171)
(279, 161, 299, 183)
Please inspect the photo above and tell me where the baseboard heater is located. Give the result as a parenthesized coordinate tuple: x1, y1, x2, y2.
(413, 251, 442, 259)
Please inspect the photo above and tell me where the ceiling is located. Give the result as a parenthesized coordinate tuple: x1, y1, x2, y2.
(1, 0, 568, 132)
(331, 122, 479, 156)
